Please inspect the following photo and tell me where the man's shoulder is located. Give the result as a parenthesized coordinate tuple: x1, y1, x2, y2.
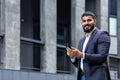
(91, 28, 110, 41)
(95, 29, 110, 42)
(96, 28, 109, 36)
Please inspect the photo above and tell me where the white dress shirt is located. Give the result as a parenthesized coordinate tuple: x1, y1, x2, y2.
(80, 33, 91, 71)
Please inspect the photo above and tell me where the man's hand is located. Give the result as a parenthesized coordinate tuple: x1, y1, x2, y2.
(66, 47, 83, 58)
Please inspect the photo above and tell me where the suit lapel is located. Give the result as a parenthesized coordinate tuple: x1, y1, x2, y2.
(78, 36, 86, 51)
(84, 29, 98, 53)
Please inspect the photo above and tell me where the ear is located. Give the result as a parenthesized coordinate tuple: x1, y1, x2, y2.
(94, 19, 96, 24)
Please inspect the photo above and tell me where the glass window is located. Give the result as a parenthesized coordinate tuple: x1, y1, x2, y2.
(109, 17, 117, 36)
(109, 0, 117, 36)
(20, 0, 41, 71)
(57, 0, 71, 72)
(57, 48, 71, 72)
(109, 0, 119, 78)
(109, 58, 119, 79)
(21, 0, 40, 40)
(57, 24, 70, 45)
(21, 41, 41, 71)
(109, 0, 117, 16)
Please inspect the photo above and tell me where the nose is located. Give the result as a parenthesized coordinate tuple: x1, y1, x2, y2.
(84, 21, 89, 25)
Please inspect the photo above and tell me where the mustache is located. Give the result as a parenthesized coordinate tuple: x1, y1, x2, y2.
(84, 24, 95, 27)
(84, 24, 90, 27)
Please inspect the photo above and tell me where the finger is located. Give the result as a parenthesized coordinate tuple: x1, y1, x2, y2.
(67, 52, 74, 58)
(71, 47, 76, 49)
(67, 48, 72, 52)
(67, 52, 70, 55)
(66, 47, 70, 52)
(66, 47, 70, 50)
(67, 52, 71, 57)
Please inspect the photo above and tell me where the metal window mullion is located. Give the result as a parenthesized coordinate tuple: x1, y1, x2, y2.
(20, 37, 44, 45)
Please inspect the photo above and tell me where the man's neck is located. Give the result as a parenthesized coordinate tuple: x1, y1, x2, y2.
(85, 27, 96, 36)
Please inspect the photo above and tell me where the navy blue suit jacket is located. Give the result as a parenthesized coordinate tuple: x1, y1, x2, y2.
(72, 28, 111, 80)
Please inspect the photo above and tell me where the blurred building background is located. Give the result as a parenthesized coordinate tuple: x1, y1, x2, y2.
(0, 0, 120, 80)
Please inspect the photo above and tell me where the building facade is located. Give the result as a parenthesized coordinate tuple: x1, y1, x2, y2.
(0, 0, 120, 80)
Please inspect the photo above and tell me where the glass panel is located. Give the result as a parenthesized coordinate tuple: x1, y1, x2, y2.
(109, 37, 117, 54)
(20, 0, 41, 71)
(57, 0, 71, 45)
(57, 48, 71, 72)
(57, 24, 70, 45)
(109, 58, 119, 79)
(109, 17, 117, 36)
(57, 0, 71, 72)
(20, 41, 41, 71)
(21, 0, 40, 40)
(109, 0, 117, 16)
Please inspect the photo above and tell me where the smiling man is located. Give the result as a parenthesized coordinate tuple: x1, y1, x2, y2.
(66, 11, 111, 80)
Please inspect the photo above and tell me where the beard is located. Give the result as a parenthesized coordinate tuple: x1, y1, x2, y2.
(83, 24, 95, 33)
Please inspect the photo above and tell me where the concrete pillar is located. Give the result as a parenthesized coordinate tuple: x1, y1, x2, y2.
(40, 0, 57, 73)
(1, 0, 20, 70)
(71, 0, 85, 47)
(96, 0, 109, 31)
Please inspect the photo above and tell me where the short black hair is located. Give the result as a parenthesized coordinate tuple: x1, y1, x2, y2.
(81, 11, 96, 19)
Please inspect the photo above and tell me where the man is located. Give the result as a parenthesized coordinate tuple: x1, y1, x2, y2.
(66, 11, 111, 80)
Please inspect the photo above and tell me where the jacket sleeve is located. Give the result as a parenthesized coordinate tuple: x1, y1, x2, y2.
(84, 31, 110, 64)
(72, 58, 79, 68)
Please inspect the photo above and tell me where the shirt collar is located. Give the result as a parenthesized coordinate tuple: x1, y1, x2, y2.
(85, 27, 96, 37)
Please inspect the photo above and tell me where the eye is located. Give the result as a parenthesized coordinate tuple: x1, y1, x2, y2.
(82, 20, 86, 22)
(87, 19, 92, 22)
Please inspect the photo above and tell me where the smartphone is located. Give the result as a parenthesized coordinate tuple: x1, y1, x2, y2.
(66, 43, 72, 49)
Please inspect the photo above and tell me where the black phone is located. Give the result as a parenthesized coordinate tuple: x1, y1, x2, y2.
(66, 43, 72, 49)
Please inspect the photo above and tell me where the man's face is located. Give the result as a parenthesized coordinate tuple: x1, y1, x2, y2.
(81, 16, 96, 33)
